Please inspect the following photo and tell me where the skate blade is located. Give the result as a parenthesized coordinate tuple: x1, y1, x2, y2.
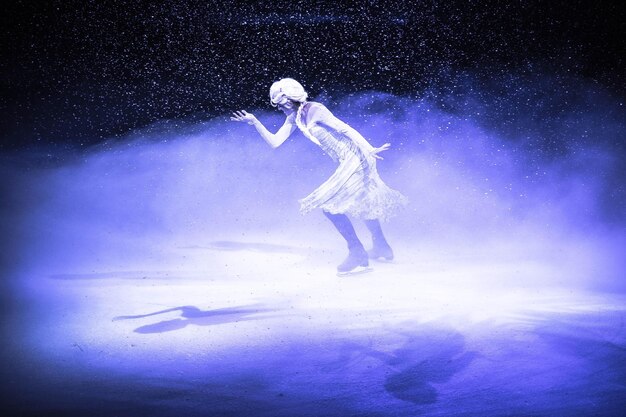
(336, 266, 373, 277)
(369, 256, 395, 263)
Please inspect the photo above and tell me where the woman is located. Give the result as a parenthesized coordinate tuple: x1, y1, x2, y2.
(231, 78, 406, 275)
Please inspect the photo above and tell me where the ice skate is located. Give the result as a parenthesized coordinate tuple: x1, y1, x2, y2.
(336, 247, 372, 276)
(367, 243, 394, 262)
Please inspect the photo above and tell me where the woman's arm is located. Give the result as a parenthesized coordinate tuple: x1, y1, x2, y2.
(231, 110, 297, 149)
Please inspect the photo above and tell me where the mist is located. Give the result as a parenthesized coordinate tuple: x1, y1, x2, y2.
(2, 74, 623, 295)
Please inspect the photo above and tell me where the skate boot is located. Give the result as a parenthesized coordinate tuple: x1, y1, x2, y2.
(337, 246, 371, 276)
(367, 243, 394, 261)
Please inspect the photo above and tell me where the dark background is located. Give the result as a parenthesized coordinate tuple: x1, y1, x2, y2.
(1, 0, 624, 151)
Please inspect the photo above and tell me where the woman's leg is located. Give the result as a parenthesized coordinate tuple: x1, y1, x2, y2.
(323, 211, 369, 272)
(364, 219, 394, 261)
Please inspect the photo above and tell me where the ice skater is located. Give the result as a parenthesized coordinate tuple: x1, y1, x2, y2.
(231, 78, 406, 275)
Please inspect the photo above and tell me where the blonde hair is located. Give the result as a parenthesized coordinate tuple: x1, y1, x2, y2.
(269, 78, 308, 107)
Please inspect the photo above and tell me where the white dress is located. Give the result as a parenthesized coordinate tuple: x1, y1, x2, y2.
(296, 102, 407, 221)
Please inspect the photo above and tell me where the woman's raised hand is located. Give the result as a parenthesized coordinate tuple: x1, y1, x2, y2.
(230, 110, 257, 125)
(371, 143, 391, 160)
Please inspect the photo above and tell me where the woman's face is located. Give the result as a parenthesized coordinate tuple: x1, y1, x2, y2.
(271, 89, 298, 114)
(276, 99, 296, 114)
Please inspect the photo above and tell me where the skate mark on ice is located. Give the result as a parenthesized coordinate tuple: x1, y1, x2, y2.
(49, 270, 173, 280)
(184, 241, 308, 255)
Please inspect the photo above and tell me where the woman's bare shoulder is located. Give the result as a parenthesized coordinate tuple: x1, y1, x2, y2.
(304, 101, 332, 122)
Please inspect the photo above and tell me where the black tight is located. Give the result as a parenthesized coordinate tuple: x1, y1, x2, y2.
(323, 211, 389, 250)
(323, 211, 364, 250)
(364, 219, 387, 246)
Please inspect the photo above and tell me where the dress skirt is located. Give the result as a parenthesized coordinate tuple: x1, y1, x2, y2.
(298, 125, 407, 221)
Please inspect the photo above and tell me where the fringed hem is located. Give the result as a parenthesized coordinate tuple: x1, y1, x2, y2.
(299, 187, 408, 222)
